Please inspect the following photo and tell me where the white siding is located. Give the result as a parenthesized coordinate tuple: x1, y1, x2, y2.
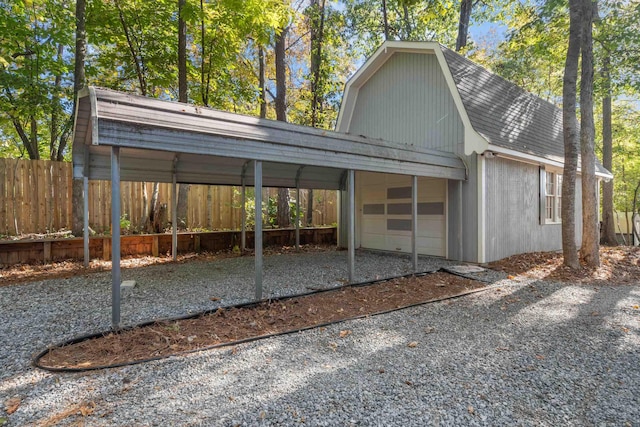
(348, 53, 464, 154)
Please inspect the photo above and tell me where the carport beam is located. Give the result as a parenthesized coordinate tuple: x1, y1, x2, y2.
(254, 160, 263, 300)
(348, 169, 355, 283)
(412, 175, 418, 272)
(110, 146, 121, 330)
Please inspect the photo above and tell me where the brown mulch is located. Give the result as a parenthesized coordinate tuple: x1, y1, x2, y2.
(0, 245, 335, 287)
(37, 272, 485, 370)
(489, 246, 640, 284)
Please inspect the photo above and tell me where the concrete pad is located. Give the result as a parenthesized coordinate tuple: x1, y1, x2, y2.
(121, 280, 137, 289)
(444, 265, 486, 274)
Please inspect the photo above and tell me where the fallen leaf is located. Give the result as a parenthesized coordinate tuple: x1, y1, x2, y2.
(407, 341, 418, 348)
(209, 297, 220, 301)
(79, 402, 96, 417)
(633, 305, 639, 310)
(507, 275, 515, 280)
(535, 355, 545, 360)
(339, 330, 352, 338)
(468, 405, 475, 415)
(5, 397, 20, 415)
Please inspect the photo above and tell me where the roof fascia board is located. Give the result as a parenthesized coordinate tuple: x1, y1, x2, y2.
(97, 120, 466, 181)
(431, 47, 488, 156)
(487, 144, 614, 180)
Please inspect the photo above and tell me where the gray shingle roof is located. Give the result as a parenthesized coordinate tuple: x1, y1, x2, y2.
(440, 45, 610, 176)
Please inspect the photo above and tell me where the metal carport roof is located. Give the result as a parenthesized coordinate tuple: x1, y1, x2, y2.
(72, 87, 467, 329)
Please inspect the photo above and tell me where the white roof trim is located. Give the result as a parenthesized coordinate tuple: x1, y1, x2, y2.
(336, 41, 489, 156)
(487, 144, 614, 180)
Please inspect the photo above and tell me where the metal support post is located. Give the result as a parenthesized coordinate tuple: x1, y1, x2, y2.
(241, 179, 246, 252)
(412, 175, 418, 272)
(348, 169, 355, 284)
(458, 180, 464, 262)
(110, 146, 121, 329)
(296, 186, 301, 250)
(172, 172, 178, 261)
(295, 166, 304, 251)
(254, 160, 263, 300)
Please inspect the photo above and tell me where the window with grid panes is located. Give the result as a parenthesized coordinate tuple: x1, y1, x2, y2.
(545, 171, 562, 223)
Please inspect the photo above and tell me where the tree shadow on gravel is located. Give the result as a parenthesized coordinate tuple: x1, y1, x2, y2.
(15, 278, 637, 426)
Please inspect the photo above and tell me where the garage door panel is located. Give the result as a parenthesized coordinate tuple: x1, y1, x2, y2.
(358, 172, 446, 257)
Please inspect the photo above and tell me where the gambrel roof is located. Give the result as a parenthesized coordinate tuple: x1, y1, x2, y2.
(338, 41, 612, 178)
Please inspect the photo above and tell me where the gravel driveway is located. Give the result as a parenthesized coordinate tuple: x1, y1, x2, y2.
(1, 250, 639, 426)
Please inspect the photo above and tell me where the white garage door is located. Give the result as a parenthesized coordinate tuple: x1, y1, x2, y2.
(357, 172, 446, 257)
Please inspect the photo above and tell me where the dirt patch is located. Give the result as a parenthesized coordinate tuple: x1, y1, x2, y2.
(489, 246, 640, 284)
(37, 272, 485, 370)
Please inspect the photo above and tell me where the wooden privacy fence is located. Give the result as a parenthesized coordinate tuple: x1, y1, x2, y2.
(0, 158, 338, 236)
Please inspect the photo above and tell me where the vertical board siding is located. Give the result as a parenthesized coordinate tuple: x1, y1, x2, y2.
(485, 157, 583, 262)
(447, 154, 478, 262)
(348, 53, 464, 153)
(0, 159, 337, 236)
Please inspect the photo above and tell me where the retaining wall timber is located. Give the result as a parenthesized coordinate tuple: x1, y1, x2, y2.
(0, 227, 337, 267)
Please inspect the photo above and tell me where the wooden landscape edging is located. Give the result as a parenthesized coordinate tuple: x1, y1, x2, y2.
(0, 227, 337, 267)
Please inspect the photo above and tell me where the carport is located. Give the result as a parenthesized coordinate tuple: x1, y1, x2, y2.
(72, 87, 467, 329)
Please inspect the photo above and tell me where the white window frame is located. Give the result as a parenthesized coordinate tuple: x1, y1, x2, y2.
(540, 167, 563, 225)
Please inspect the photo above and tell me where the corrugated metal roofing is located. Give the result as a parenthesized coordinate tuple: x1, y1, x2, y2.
(72, 87, 467, 187)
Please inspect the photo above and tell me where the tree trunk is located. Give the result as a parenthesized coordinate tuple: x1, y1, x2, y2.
(277, 188, 291, 228)
(600, 55, 616, 245)
(176, 184, 189, 229)
(147, 182, 160, 233)
(140, 182, 149, 230)
(306, 189, 314, 226)
(309, 0, 325, 128)
(579, 0, 599, 267)
(275, 27, 287, 122)
(275, 23, 290, 228)
(258, 46, 267, 118)
(456, 0, 473, 51)
(403, 4, 411, 40)
(178, 0, 188, 103)
(381, 0, 390, 40)
(199, 0, 209, 106)
(561, 0, 582, 269)
(632, 180, 640, 244)
(71, 0, 87, 237)
(50, 44, 64, 160)
(71, 179, 84, 237)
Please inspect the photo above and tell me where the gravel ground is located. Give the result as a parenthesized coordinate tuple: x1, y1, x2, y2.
(1, 250, 639, 426)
